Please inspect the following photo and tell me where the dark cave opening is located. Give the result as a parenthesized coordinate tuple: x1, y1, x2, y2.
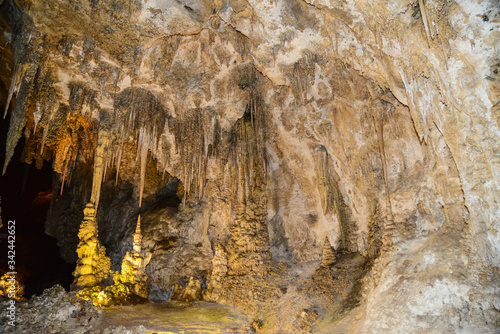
(0, 114, 74, 298)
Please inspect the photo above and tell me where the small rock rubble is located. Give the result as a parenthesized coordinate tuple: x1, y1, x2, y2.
(0, 285, 147, 334)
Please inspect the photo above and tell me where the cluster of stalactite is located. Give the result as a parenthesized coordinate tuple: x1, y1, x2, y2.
(314, 145, 356, 252)
(3, 25, 275, 292)
(76, 69, 271, 298)
(2, 9, 39, 175)
(1, 1, 396, 302)
(170, 107, 214, 206)
(7, 64, 99, 192)
(225, 114, 271, 277)
(201, 94, 283, 310)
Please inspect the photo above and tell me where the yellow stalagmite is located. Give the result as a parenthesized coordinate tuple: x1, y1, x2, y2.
(72, 128, 114, 289)
(72, 203, 111, 288)
(114, 215, 150, 298)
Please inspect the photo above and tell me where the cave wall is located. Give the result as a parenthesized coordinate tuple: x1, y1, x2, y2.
(1, 0, 499, 332)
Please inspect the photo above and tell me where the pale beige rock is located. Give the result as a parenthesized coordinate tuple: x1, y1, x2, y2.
(1, 0, 499, 332)
(321, 236, 336, 267)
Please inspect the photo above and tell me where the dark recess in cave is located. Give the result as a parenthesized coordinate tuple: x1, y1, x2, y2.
(0, 113, 74, 297)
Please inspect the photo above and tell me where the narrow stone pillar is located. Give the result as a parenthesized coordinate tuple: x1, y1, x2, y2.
(72, 127, 113, 289)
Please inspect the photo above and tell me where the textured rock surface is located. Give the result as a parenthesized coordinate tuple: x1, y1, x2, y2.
(0, 285, 150, 333)
(1, 0, 499, 332)
(0, 285, 101, 333)
(321, 236, 336, 267)
(73, 203, 112, 288)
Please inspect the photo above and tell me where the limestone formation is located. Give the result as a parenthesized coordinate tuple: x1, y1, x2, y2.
(114, 216, 150, 299)
(204, 242, 228, 301)
(73, 123, 114, 288)
(73, 203, 111, 288)
(173, 276, 203, 303)
(0, 285, 101, 333)
(321, 237, 336, 267)
(0, 273, 24, 300)
(1, 0, 499, 332)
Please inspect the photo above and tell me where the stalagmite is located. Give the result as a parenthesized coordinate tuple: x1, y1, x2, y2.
(72, 203, 111, 288)
(321, 236, 336, 267)
(132, 215, 142, 254)
(205, 243, 228, 301)
(114, 215, 149, 298)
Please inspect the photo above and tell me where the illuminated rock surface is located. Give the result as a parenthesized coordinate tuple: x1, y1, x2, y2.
(0, 0, 499, 332)
(100, 301, 251, 333)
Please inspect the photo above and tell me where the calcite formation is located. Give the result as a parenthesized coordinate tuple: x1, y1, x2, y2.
(73, 203, 111, 288)
(1, 0, 499, 332)
(172, 276, 203, 302)
(320, 236, 336, 267)
(113, 216, 150, 299)
(204, 242, 228, 301)
(0, 273, 24, 300)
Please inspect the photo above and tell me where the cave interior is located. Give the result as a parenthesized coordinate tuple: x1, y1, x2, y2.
(0, 0, 499, 333)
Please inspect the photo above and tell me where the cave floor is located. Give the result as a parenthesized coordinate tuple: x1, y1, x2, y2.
(99, 301, 251, 333)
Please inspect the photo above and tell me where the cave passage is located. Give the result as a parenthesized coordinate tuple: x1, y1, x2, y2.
(0, 115, 74, 297)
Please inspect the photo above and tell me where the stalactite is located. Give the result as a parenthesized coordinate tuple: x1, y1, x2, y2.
(115, 146, 121, 184)
(90, 128, 113, 210)
(372, 113, 399, 252)
(139, 127, 149, 207)
(3, 65, 25, 118)
(418, 0, 433, 48)
(3, 62, 38, 175)
(314, 145, 354, 250)
(33, 101, 41, 133)
(103, 156, 109, 182)
(400, 70, 429, 142)
(315, 145, 332, 216)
